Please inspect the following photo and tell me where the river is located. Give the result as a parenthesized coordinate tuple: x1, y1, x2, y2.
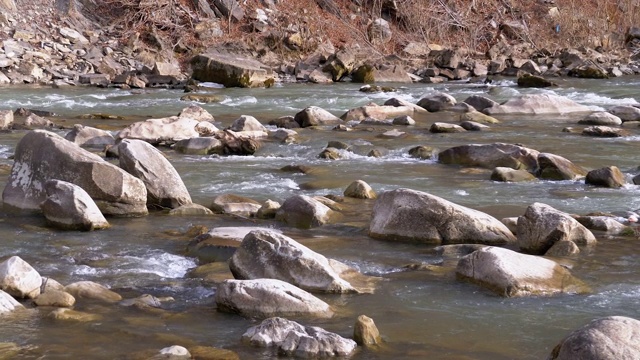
(0, 77, 638, 359)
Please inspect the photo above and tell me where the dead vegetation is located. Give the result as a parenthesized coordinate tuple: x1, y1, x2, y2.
(94, 0, 640, 64)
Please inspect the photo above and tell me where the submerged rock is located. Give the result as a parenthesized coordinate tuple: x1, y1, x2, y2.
(2, 130, 148, 216)
(490, 167, 536, 182)
(241, 317, 357, 357)
(484, 94, 592, 115)
(585, 166, 626, 188)
(549, 316, 640, 360)
(537, 153, 587, 180)
(456, 246, 589, 297)
(216, 279, 333, 318)
(369, 188, 515, 245)
(40, 180, 109, 231)
(118, 139, 192, 209)
(438, 143, 540, 172)
(229, 230, 369, 293)
(64, 281, 122, 303)
(275, 195, 335, 228)
(517, 202, 596, 255)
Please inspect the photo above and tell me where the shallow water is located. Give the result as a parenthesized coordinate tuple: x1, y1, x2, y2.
(0, 77, 639, 359)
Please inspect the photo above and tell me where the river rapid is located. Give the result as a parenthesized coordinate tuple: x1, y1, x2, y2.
(0, 77, 639, 359)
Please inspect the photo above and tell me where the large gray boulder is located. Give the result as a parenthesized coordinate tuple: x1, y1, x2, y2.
(608, 105, 640, 122)
(229, 230, 366, 293)
(118, 139, 192, 208)
(0, 290, 23, 313)
(242, 317, 357, 357)
(65, 124, 115, 147)
(190, 53, 274, 88)
(275, 195, 335, 229)
(369, 188, 516, 245)
(549, 316, 640, 360)
(41, 180, 109, 231)
(456, 246, 589, 297)
(416, 92, 456, 112)
(2, 130, 148, 216)
(229, 115, 267, 133)
(438, 143, 540, 172)
(537, 153, 587, 180)
(484, 94, 592, 115)
(116, 116, 218, 145)
(0, 256, 41, 299)
(215, 279, 333, 318)
(517, 203, 596, 255)
(578, 112, 623, 126)
(585, 166, 626, 188)
(293, 106, 342, 128)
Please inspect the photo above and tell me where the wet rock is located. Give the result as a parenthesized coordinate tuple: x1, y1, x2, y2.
(0, 256, 41, 299)
(0, 109, 13, 129)
(190, 53, 273, 88)
(180, 93, 225, 103)
(392, 115, 415, 125)
(369, 188, 515, 245)
(430, 122, 466, 133)
(537, 153, 587, 180)
(116, 116, 218, 145)
(545, 239, 581, 257)
(460, 120, 489, 131)
(574, 216, 628, 234)
(585, 166, 626, 188)
(608, 105, 640, 122)
(188, 226, 277, 263)
(241, 317, 357, 357)
(456, 246, 588, 297)
(435, 244, 488, 257)
(118, 139, 192, 209)
(416, 92, 456, 112)
(408, 145, 436, 160)
(41, 180, 109, 231)
(294, 106, 341, 128)
(65, 124, 115, 147)
(64, 281, 122, 303)
(344, 180, 376, 199)
(34, 289, 76, 307)
(209, 194, 261, 217)
(341, 104, 414, 122)
(174, 137, 223, 155)
(378, 129, 406, 138)
(490, 167, 536, 182)
(48, 308, 102, 322)
(188, 346, 240, 360)
(168, 203, 213, 216)
(463, 95, 499, 112)
(517, 73, 556, 88)
(269, 128, 298, 143)
(22, 114, 54, 129)
(0, 290, 22, 313)
(216, 130, 261, 155)
(354, 315, 382, 346)
(484, 94, 592, 115)
(383, 98, 429, 114)
(579, 112, 623, 126)
(256, 199, 280, 219)
(177, 104, 215, 122)
(216, 279, 333, 318)
(229, 230, 366, 293)
(438, 143, 540, 172)
(229, 115, 267, 133)
(275, 195, 335, 228)
(582, 126, 630, 137)
(517, 202, 596, 255)
(549, 316, 640, 360)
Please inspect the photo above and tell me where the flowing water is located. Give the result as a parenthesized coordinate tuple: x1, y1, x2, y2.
(0, 77, 639, 359)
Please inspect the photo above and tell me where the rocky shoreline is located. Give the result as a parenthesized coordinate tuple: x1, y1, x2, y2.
(0, 1, 639, 89)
